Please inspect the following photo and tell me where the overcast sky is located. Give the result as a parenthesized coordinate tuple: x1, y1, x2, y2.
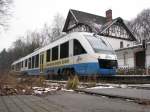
(0, 0, 150, 51)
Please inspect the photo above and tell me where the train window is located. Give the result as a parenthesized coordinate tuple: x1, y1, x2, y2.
(73, 39, 86, 56)
(85, 35, 114, 54)
(19, 62, 21, 70)
(28, 58, 31, 69)
(98, 59, 118, 69)
(11, 65, 14, 70)
(23, 61, 24, 68)
(21, 61, 23, 68)
(16, 64, 17, 70)
(46, 49, 51, 62)
(35, 54, 39, 68)
(52, 46, 58, 61)
(16, 64, 18, 70)
(12, 65, 15, 70)
(17, 63, 19, 71)
(25, 59, 27, 67)
(32, 56, 35, 68)
(18, 63, 21, 70)
(60, 41, 69, 59)
(23, 61, 24, 67)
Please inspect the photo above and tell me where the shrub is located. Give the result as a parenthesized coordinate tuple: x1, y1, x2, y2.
(34, 76, 46, 87)
(66, 75, 79, 90)
(117, 68, 146, 75)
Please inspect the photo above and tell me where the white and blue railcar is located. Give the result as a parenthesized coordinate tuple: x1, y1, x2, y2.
(11, 32, 118, 76)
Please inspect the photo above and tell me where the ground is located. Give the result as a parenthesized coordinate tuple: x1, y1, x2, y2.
(1, 74, 150, 112)
(0, 91, 150, 112)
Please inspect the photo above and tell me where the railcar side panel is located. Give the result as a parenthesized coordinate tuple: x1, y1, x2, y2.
(11, 32, 118, 76)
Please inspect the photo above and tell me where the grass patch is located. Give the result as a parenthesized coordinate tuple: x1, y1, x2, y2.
(0, 72, 46, 95)
(66, 75, 79, 90)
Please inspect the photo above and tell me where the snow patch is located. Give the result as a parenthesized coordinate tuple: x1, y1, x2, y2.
(87, 86, 114, 89)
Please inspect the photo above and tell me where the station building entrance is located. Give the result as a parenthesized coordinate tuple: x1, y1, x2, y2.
(135, 50, 145, 68)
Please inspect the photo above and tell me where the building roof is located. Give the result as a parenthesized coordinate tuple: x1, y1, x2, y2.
(71, 9, 106, 25)
(63, 9, 106, 32)
(63, 9, 136, 41)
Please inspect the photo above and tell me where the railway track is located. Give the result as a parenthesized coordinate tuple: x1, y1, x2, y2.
(96, 75, 150, 84)
(16, 73, 150, 84)
(44, 75, 150, 84)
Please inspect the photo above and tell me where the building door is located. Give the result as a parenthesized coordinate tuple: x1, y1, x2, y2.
(135, 51, 145, 68)
(40, 53, 44, 73)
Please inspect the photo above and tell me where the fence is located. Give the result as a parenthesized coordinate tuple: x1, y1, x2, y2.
(117, 67, 150, 75)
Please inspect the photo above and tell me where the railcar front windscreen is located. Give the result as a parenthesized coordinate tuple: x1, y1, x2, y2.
(98, 59, 118, 69)
(85, 35, 115, 54)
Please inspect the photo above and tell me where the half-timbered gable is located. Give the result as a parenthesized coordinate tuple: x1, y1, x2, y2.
(67, 24, 91, 33)
(100, 18, 135, 41)
(63, 9, 136, 42)
(67, 13, 76, 30)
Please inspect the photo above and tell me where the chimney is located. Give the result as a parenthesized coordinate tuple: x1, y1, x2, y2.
(106, 9, 112, 22)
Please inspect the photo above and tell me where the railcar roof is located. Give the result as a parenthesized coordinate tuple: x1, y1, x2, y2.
(11, 32, 95, 65)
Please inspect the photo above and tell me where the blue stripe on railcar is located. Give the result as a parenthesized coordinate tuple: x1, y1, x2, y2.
(22, 62, 116, 76)
(73, 62, 116, 76)
(21, 69, 40, 75)
(73, 63, 99, 75)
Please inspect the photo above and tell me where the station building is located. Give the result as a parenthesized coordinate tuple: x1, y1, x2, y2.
(116, 42, 150, 69)
(62, 9, 150, 69)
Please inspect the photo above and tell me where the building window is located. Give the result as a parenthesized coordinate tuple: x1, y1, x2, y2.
(120, 41, 124, 48)
(35, 54, 39, 68)
(52, 46, 59, 61)
(73, 39, 86, 56)
(46, 49, 51, 62)
(60, 41, 69, 59)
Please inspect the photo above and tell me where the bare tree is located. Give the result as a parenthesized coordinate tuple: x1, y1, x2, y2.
(40, 14, 65, 44)
(0, 0, 13, 30)
(12, 38, 26, 59)
(0, 49, 9, 71)
(127, 9, 150, 43)
(51, 13, 65, 41)
(0, 13, 65, 71)
(40, 24, 52, 45)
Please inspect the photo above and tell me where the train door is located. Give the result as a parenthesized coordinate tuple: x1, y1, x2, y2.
(72, 39, 87, 74)
(40, 53, 44, 73)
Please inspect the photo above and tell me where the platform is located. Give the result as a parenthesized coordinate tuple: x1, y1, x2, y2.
(1, 92, 150, 112)
(76, 88, 150, 102)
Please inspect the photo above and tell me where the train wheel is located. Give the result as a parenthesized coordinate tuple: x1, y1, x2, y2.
(57, 69, 62, 80)
(68, 68, 75, 80)
(61, 69, 67, 80)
